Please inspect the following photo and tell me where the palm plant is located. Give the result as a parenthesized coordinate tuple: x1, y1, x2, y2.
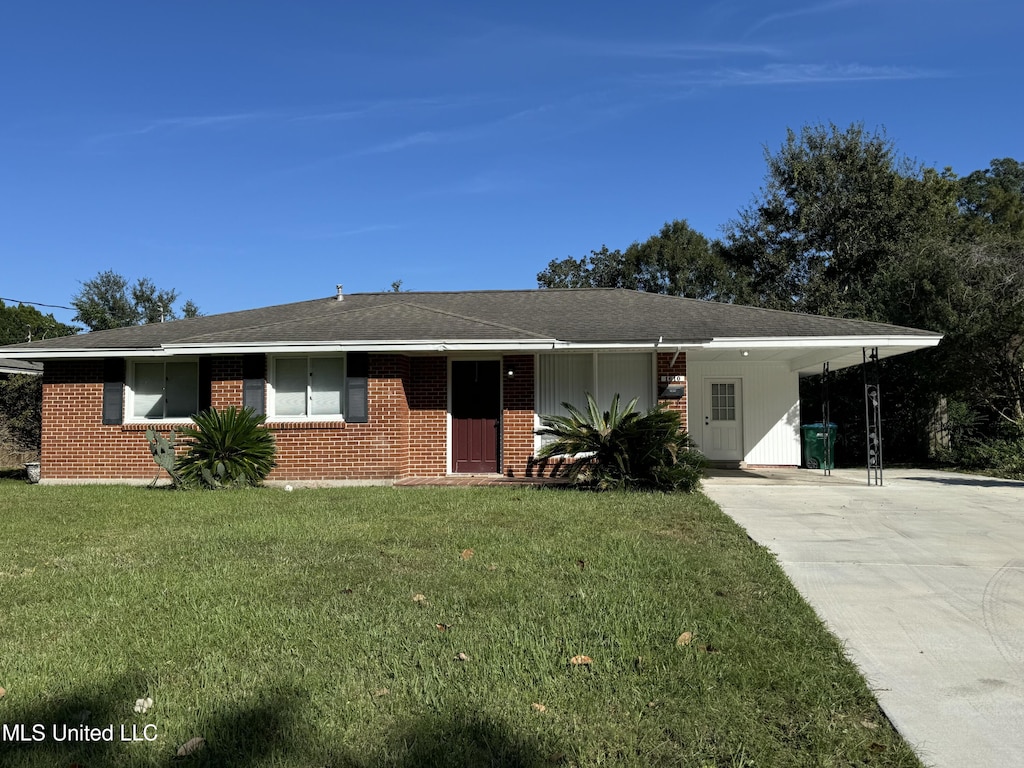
(176, 406, 276, 488)
(536, 392, 704, 492)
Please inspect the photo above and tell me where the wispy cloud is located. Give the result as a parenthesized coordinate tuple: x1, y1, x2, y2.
(637, 62, 941, 89)
(87, 113, 263, 145)
(469, 23, 781, 61)
(286, 95, 497, 124)
(745, 0, 871, 36)
(337, 105, 550, 160)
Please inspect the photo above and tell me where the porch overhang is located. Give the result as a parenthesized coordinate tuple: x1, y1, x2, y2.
(689, 335, 942, 374)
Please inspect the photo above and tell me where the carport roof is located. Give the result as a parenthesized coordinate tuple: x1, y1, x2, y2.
(0, 288, 941, 371)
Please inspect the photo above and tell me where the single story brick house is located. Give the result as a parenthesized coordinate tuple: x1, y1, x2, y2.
(0, 288, 941, 483)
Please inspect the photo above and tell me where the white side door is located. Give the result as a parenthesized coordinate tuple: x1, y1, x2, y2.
(702, 378, 743, 461)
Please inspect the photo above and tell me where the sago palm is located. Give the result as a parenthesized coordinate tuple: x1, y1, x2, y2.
(176, 406, 277, 488)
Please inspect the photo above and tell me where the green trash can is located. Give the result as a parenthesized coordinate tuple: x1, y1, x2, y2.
(802, 423, 837, 469)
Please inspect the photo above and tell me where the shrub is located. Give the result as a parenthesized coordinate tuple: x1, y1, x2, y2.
(536, 392, 705, 492)
(176, 407, 276, 488)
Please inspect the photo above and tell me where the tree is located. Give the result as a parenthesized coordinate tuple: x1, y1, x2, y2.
(0, 299, 80, 345)
(71, 270, 198, 331)
(721, 122, 954, 319)
(537, 220, 736, 301)
(0, 301, 78, 456)
(958, 158, 1024, 241)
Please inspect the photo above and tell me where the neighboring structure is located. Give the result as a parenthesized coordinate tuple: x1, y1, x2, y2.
(0, 288, 941, 483)
(0, 358, 42, 376)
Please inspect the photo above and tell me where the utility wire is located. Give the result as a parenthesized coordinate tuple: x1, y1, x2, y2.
(0, 296, 75, 311)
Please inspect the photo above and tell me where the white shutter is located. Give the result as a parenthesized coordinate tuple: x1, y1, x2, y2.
(596, 353, 652, 413)
(538, 354, 593, 418)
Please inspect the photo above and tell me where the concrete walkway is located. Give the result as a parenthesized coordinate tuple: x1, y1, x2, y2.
(703, 468, 1024, 768)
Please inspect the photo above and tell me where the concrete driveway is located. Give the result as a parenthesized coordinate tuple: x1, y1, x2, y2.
(703, 468, 1024, 768)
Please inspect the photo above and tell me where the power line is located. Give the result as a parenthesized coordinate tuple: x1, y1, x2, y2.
(0, 296, 75, 311)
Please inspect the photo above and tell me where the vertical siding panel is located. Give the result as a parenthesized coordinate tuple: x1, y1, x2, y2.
(688, 361, 800, 465)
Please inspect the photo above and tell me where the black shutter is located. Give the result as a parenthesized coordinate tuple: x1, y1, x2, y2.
(102, 358, 125, 425)
(242, 354, 266, 415)
(345, 352, 369, 423)
(197, 358, 213, 414)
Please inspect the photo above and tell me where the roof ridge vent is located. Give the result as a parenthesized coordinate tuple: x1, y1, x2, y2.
(336, 284, 344, 302)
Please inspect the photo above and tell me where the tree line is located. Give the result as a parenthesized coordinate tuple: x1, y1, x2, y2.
(538, 123, 1024, 472)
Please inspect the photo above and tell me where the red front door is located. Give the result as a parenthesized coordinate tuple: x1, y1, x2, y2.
(452, 360, 500, 473)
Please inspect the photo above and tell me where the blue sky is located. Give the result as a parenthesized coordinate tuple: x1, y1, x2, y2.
(1, 1, 1020, 331)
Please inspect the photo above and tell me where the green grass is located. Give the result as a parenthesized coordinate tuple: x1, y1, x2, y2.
(0, 483, 921, 767)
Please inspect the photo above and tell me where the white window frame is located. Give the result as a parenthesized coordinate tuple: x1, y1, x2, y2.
(267, 354, 347, 421)
(125, 358, 200, 423)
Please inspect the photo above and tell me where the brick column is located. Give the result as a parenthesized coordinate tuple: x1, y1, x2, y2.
(501, 354, 535, 476)
(656, 351, 687, 432)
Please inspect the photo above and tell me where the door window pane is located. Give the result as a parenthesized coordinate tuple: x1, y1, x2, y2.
(711, 382, 736, 421)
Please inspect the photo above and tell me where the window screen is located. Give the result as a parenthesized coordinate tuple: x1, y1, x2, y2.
(132, 361, 198, 419)
(310, 356, 344, 416)
(275, 358, 308, 416)
(133, 363, 165, 419)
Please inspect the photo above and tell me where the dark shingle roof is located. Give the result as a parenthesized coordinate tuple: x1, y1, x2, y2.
(0, 289, 940, 355)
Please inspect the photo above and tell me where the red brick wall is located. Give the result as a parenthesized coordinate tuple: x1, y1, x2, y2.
(656, 351, 688, 432)
(42, 360, 181, 481)
(40, 354, 456, 482)
(502, 354, 535, 476)
(406, 356, 447, 476)
(267, 354, 418, 481)
(211, 356, 244, 409)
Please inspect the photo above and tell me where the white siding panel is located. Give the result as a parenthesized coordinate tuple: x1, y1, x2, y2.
(597, 352, 653, 412)
(688, 361, 801, 465)
(538, 354, 593, 418)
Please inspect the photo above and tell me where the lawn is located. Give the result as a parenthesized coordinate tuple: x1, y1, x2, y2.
(0, 483, 921, 767)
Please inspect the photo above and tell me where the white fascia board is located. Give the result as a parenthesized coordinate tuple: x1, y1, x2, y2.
(0, 347, 167, 360)
(160, 339, 565, 354)
(705, 335, 942, 350)
(158, 339, 702, 354)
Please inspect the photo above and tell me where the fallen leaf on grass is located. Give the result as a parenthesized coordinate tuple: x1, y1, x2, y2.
(860, 719, 879, 730)
(697, 644, 720, 654)
(455, 652, 469, 662)
(576, 559, 586, 570)
(676, 632, 693, 647)
(486, 563, 498, 571)
(531, 703, 547, 712)
(0, 685, 5, 699)
(569, 655, 592, 666)
(460, 548, 474, 560)
(435, 623, 451, 632)
(412, 594, 428, 605)
(373, 688, 389, 697)
(176, 736, 206, 757)
(341, 588, 354, 595)
(868, 742, 887, 753)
